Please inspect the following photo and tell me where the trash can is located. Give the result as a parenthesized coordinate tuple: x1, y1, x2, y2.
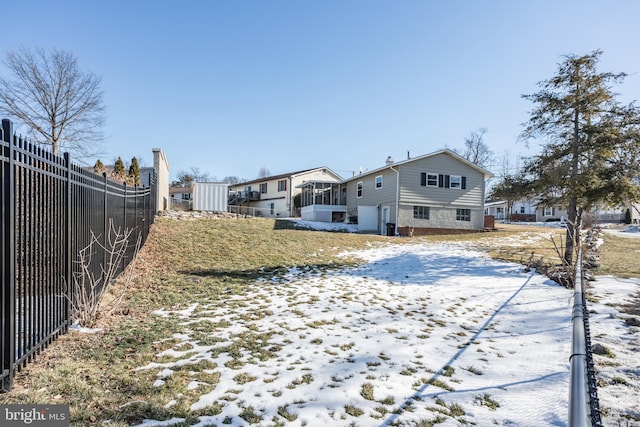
(386, 223, 395, 236)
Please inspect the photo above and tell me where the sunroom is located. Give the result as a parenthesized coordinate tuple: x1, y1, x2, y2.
(297, 181, 348, 222)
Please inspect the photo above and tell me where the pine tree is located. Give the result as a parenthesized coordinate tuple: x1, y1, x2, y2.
(128, 157, 141, 186)
(521, 50, 640, 266)
(112, 157, 126, 181)
(94, 159, 106, 175)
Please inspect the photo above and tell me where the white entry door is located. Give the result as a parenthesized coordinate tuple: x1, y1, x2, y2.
(380, 206, 390, 235)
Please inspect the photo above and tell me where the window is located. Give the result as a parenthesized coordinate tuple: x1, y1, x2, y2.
(520, 206, 525, 214)
(420, 173, 438, 187)
(278, 180, 287, 192)
(270, 203, 275, 215)
(437, 174, 466, 189)
(449, 175, 462, 189)
(260, 183, 268, 193)
(375, 175, 383, 189)
(413, 206, 430, 219)
(543, 207, 555, 216)
(456, 208, 471, 221)
(357, 181, 363, 198)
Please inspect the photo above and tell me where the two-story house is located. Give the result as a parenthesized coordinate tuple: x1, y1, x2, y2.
(299, 150, 493, 235)
(228, 167, 343, 217)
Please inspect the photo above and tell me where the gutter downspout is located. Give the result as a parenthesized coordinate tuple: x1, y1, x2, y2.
(390, 166, 400, 235)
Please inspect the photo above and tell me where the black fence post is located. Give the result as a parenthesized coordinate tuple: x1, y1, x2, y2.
(103, 173, 108, 273)
(1, 119, 16, 392)
(64, 152, 72, 332)
(134, 184, 138, 234)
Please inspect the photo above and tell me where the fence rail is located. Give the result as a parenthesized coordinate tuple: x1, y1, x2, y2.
(1, 119, 156, 392)
(569, 245, 603, 426)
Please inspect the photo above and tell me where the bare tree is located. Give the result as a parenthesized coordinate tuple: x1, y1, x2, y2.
(457, 127, 493, 170)
(223, 176, 245, 185)
(170, 167, 213, 187)
(258, 167, 271, 178)
(0, 47, 106, 158)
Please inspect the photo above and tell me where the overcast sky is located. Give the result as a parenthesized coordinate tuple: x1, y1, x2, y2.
(3, 1, 640, 181)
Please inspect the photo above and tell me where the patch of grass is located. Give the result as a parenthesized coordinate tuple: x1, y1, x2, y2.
(239, 405, 262, 424)
(361, 382, 375, 400)
(340, 341, 356, 351)
(441, 365, 455, 377)
(413, 377, 455, 392)
(474, 393, 500, 410)
(597, 233, 640, 277)
(611, 376, 628, 385)
(233, 372, 257, 385)
(344, 404, 364, 417)
(378, 396, 395, 405)
(400, 366, 418, 375)
(277, 405, 297, 421)
(465, 366, 483, 375)
(286, 374, 313, 389)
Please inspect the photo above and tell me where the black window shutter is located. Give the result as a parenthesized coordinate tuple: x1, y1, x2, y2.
(438, 174, 444, 188)
(421, 172, 426, 186)
(444, 175, 450, 188)
(461, 176, 466, 189)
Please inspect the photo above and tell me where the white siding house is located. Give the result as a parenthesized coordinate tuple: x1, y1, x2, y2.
(228, 167, 343, 218)
(484, 199, 537, 222)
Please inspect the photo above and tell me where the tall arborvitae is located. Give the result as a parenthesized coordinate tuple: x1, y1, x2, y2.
(112, 157, 126, 181)
(94, 159, 106, 175)
(128, 157, 141, 186)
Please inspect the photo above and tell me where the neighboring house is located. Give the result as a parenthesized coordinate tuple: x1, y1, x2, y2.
(535, 206, 568, 223)
(484, 200, 509, 220)
(228, 167, 343, 218)
(301, 150, 492, 235)
(484, 199, 537, 222)
(170, 186, 192, 209)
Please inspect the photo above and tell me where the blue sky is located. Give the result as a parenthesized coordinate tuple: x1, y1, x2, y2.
(3, 1, 640, 182)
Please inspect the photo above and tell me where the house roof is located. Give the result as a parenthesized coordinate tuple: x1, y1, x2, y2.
(295, 180, 345, 189)
(169, 186, 192, 194)
(229, 167, 343, 188)
(342, 149, 493, 183)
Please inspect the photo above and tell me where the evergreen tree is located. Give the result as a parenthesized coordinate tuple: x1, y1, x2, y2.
(94, 159, 105, 175)
(112, 157, 126, 181)
(521, 50, 640, 266)
(489, 175, 530, 221)
(128, 157, 141, 186)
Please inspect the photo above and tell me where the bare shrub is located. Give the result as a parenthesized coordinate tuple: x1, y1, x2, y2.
(66, 221, 142, 327)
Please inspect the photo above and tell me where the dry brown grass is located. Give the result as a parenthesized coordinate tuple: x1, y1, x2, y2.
(597, 232, 640, 278)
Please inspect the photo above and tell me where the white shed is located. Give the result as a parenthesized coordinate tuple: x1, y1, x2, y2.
(193, 182, 229, 212)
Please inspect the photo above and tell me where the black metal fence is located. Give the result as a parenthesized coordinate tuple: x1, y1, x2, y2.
(1, 119, 156, 392)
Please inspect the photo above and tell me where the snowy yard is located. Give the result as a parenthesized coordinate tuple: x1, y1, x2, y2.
(132, 234, 633, 427)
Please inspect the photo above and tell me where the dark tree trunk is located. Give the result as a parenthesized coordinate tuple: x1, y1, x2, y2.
(564, 196, 578, 265)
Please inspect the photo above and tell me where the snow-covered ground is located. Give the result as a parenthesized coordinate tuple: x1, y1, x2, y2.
(586, 276, 640, 424)
(131, 221, 639, 426)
